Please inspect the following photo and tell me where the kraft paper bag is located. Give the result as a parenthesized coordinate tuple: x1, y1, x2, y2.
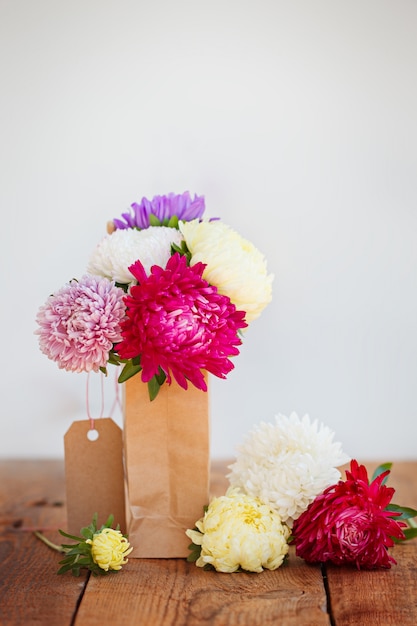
(123, 375, 210, 558)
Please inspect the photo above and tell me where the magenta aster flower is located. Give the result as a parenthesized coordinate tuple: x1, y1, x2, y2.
(35, 275, 126, 373)
(292, 460, 406, 569)
(116, 252, 247, 391)
(112, 191, 205, 230)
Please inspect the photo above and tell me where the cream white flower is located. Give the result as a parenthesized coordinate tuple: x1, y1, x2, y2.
(186, 487, 290, 573)
(87, 226, 183, 285)
(227, 413, 350, 527)
(179, 220, 273, 324)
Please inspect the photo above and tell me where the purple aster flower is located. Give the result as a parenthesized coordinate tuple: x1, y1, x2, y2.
(35, 275, 126, 373)
(112, 191, 205, 230)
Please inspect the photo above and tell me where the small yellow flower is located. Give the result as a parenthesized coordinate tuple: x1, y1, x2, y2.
(186, 487, 290, 573)
(87, 528, 133, 572)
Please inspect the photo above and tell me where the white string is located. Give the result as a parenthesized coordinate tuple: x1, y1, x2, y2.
(108, 366, 123, 418)
(85, 372, 105, 431)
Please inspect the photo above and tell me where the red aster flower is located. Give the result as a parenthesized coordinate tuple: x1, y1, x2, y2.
(292, 460, 406, 569)
(116, 252, 247, 391)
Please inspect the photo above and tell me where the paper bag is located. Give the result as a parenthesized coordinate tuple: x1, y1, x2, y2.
(123, 375, 210, 558)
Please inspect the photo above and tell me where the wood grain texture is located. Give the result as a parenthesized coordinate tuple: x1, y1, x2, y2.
(74, 549, 329, 626)
(327, 544, 417, 626)
(1, 459, 416, 626)
(326, 459, 417, 626)
(74, 458, 329, 626)
(0, 460, 88, 626)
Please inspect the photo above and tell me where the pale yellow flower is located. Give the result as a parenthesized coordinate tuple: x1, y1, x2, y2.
(179, 220, 273, 324)
(86, 528, 133, 572)
(186, 487, 290, 573)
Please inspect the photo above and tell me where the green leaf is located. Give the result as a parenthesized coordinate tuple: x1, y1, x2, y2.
(149, 214, 162, 227)
(103, 514, 114, 529)
(147, 376, 162, 401)
(167, 215, 179, 229)
(118, 360, 142, 383)
(58, 529, 84, 542)
(393, 527, 417, 543)
(57, 563, 76, 575)
(106, 351, 122, 366)
(370, 463, 392, 484)
(115, 282, 129, 293)
(63, 545, 89, 556)
(386, 504, 417, 520)
(75, 557, 92, 566)
(81, 513, 98, 538)
(60, 544, 83, 554)
(187, 541, 202, 563)
(155, 368, 167, 386)
(403, 527, 417, 540)
(171, 242, 182, 254)
(203, 563, 216, 571)
(171, 239, 192, 262)
(57, 554, 74, 564)
(80, 527, 94, 540)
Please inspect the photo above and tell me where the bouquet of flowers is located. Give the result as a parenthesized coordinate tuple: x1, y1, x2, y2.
(35, 191, 273, 399)
(187, 413, 417, 573)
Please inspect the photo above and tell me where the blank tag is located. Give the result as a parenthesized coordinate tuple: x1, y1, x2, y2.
(64, 418, 126, 535)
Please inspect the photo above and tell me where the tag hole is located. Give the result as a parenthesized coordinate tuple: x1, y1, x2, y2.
(87, 429, 99, 442)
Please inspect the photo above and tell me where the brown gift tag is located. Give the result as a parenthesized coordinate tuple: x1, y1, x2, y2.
(64, 418, 126, 535)
(124, 375, 210, 558)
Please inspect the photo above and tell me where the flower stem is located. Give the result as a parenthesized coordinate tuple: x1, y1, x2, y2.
(34, 531, 67, 553)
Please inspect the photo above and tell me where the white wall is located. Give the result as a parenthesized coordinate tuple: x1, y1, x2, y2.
(1, 0, 416, 461)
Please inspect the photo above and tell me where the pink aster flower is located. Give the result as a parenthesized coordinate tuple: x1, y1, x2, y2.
(115, 252, 247, 391)
(292, 460, 406, 569)
(112, 191, 205, 230)
(35, 275, 126, 373)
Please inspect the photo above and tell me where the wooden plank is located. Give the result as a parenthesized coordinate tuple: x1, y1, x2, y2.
(210, 459, 229, 495)
(0, 459, 66, 514)
(326, 460, 417, 626)
(1, 459, 415, 625)
(326, 544, 417, 626)
(0, 460, 87, 626)
(74, 458, 329, 626)
(74, 549, 329, 626)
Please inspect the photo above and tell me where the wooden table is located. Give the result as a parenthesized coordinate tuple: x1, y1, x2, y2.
(1, 459, 416, 625)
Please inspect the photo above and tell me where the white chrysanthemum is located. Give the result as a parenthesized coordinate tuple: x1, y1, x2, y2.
(87, 226, 183, 284)
(186, 487, 290, 573)
(179, 220, 273, 324)
(227, 413, 350, 527)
